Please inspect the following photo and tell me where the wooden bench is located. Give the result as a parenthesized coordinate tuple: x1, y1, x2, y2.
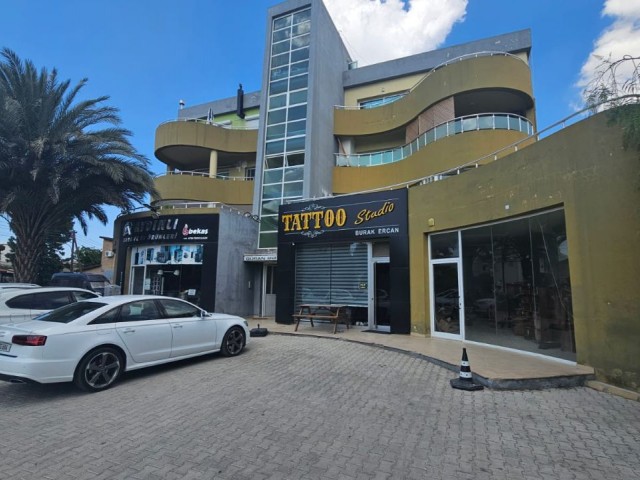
(292, 304, 349, 334)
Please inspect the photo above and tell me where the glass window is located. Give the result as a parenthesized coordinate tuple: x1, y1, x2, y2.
(269, 79, 288, 96)
(291, 47, 309, 63)
(274, 15, 291, 30)
(266, 155, 284, 169)
(292, 9, 311, 24)
(283, 181, 303, 197)
(286, 136, 305, 152)
(269, 94, 287, 110)
(261, 199, 281, 215)
(267, 109, 286, 125)
(261, 215, 278, 231)
(284, 166, 304, 181)
(159, 299, 200, 318)
(287, 152, 305, 166)
(292, 21, 310, 36)
(264, 168, 283, 184)
(262, 184, 282, 200)
(118, 300, 161, 322)
(259, 232, 277, 249)
(287, 119, 306, 137)
(290, 60, 309, 77)
(270, 66, 289, 81)
(292, 34, 310, 49)
(289, 90, 307, 105)
(34, 301, 107, 324)
(271, 53, 289, 68)
(287, 105, 307, 122)
(273, 29, 291, 43)
(265, 140, 285, 156)
(289, 74, 308, 91)
(431, 232, 459, 258)
(266, 124, 286, 141)
(6, 293, 36, 309)
(271, 40, 290, 56)
(89, 307, 119, 325)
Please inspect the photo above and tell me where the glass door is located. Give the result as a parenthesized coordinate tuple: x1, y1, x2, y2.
(430, 232, 464, 339)
(370, 260, 390, 332)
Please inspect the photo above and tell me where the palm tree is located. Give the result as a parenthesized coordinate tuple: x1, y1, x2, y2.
(0, 48, 157, 282)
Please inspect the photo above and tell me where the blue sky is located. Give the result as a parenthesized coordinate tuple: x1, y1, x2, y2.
(0, 0, 634, 252)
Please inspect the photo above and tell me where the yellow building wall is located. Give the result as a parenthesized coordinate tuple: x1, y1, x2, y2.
(408, 111, 640, 392)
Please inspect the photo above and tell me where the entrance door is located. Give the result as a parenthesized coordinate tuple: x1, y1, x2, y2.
(431, 262, 464, 339)
(369, 259, 390, 332)
(262, 264, 276, 317)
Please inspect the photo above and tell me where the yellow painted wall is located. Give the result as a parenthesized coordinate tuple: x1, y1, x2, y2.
(333, 129, 532, 194)
(154, 175, 254, 206)
(408, 111, 640, 392)
(155, 121, 258, 155)
(335, 55, 533, 136)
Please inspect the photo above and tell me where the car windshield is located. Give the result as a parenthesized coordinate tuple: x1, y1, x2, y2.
(35, 301, 107, 324)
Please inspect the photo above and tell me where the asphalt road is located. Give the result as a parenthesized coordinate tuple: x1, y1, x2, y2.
(1, 335, 639, 480)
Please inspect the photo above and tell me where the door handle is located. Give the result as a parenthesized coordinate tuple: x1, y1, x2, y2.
(172, 324, 183, 329)
(122, 328, 136, 334)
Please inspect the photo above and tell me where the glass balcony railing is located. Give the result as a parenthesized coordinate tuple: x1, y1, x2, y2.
(335, 113, 534, 167)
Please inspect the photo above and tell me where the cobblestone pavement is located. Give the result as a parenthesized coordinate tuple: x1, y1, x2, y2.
(1, 335, 639, 480)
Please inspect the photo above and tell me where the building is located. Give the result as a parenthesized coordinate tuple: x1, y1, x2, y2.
(113, 0, 640, 392)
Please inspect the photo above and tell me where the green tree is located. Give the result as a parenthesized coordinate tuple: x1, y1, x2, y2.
(75, 246, 102, 269)
(583, 55, 640, 154)
(0, 48, 157, 282)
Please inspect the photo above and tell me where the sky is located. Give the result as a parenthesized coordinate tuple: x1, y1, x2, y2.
(1, 0, 638, 253)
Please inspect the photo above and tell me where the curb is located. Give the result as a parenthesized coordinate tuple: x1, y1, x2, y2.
(270, 331, 595, 391)
(586, 380, 640, 402)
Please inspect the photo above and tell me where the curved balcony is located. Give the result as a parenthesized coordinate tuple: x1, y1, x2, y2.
(154, 171, 254, 207)
(155, 119, 258, 171)
(336, 113, 533, 167)
(334, 53, 534, 137)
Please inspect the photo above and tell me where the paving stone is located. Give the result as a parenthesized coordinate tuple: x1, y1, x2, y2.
(1, 335, 639, 480)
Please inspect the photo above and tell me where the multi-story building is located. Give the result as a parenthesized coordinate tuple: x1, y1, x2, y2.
(113, 0, 640, 392)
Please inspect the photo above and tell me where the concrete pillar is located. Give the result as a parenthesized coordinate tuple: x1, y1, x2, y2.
(209, 150, 218, 178)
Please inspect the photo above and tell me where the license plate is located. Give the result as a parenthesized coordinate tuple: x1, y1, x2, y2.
(0, 342, 11, 353)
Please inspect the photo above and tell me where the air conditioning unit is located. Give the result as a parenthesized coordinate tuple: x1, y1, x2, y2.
(105, 251, 114, 258)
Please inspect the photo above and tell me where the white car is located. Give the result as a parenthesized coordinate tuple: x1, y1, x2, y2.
(0, 295, 250, 392)
(0, 287, 100, 324)
(0, 283, 41, 291)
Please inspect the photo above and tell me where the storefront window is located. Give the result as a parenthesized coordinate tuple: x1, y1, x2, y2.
(461, 210, 575, 360)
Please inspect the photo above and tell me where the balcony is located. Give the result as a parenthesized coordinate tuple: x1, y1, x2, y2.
(155, 119, 258, 171)
(334, 53, 534, 137)
(154, 171, 254, 207)
(336, 113, 534, 167)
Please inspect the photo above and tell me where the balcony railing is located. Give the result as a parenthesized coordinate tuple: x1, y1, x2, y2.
(155, 170, 254, 181)
(335, 51, 528, 110)
(158, 117, 256, 130)
(336, 113, 534, 167)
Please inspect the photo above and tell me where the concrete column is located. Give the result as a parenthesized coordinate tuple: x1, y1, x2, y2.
(209, 150, 218, 178)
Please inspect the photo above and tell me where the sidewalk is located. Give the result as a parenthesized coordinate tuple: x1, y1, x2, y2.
(246, 317, 595, 390)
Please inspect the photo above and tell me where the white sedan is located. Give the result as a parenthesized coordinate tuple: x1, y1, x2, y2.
(0, 295, 250, 392)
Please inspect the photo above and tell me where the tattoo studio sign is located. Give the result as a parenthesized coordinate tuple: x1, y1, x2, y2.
(278, 190, 407, 243)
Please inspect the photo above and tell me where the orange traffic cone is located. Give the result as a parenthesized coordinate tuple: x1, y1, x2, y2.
(450, 347, 484, 391)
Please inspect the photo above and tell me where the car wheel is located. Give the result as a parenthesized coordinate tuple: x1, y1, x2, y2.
(74, 347, 124, 392)
(221, 326, 245, 357)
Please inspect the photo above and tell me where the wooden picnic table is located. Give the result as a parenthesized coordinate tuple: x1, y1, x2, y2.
(292, 304, 349, 334)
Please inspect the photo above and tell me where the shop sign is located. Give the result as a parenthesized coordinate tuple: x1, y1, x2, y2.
(121, 214, 218, 245)
(279, 190, 407, 243)
(243, 253, 277, 262)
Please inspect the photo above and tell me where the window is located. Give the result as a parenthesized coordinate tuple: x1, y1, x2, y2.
(245, 167, 256, 180)
(159, 299, 200, 319)
(90, 307, 120, 325)
(118, 300, 161, 322)
(6, 291, 72, 310)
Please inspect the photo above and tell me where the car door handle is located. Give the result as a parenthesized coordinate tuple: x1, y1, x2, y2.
(122, 328, 136, 334)
(172, 324, 183, 329)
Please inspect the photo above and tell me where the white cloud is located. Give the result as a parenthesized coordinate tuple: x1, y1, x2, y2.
(578, 0, 640, 100)
(323, 0, 468, 66)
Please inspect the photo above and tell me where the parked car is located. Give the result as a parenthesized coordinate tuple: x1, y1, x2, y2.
(50, 272, 111, 296)
(0, 295, 250, 392)
(0, 287, 99, 324)
(0, 283, 40, 291)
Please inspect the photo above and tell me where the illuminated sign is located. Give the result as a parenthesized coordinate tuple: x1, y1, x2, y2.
(120, 214, 218, 245)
